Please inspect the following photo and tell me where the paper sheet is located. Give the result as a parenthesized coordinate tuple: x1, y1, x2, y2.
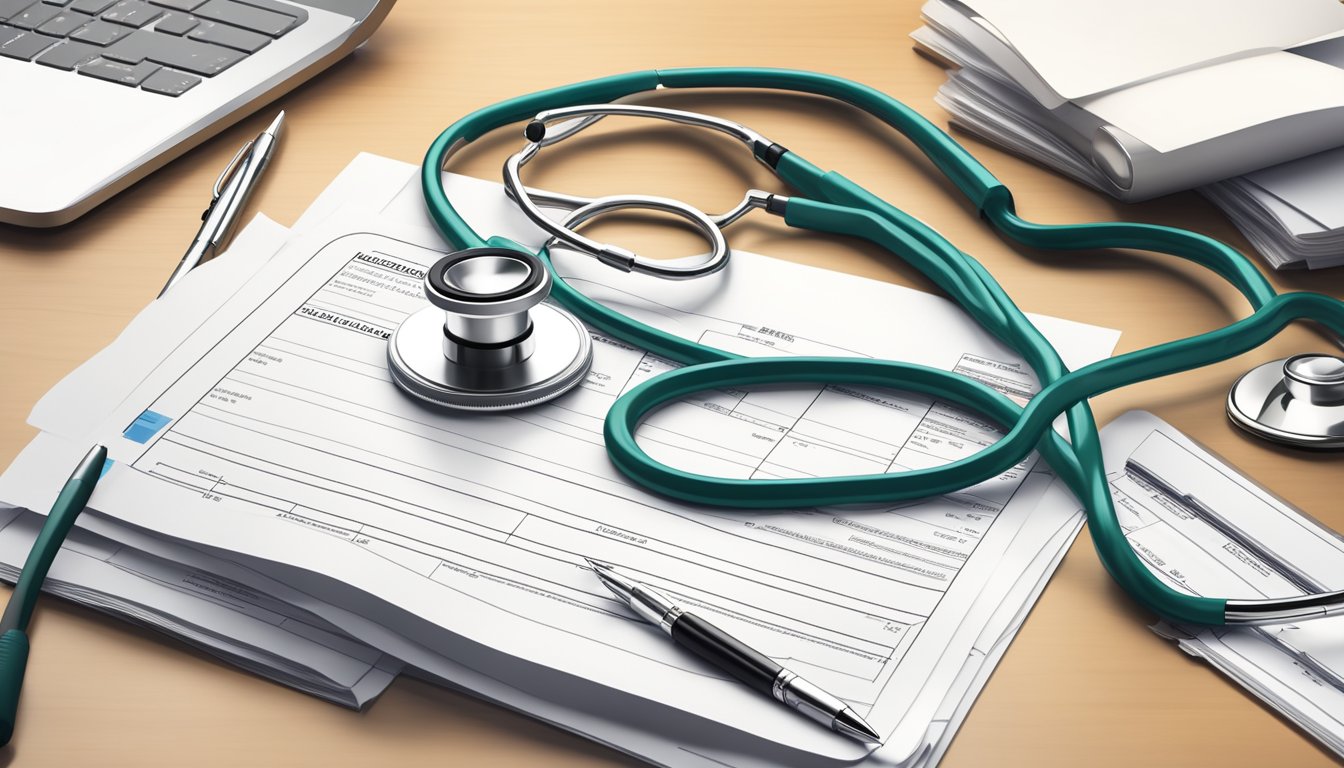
(0, 161, 1118, 764)
(0, 212, 405, 708)
(1099, 411, 1344, 760)
(0, 503, 400, 707)
(315, 158, 1098, 766)
(7, 427, 1082, 768)
(953, 0, 1344, 105)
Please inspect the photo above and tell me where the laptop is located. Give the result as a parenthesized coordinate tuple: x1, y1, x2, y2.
(0, 0, 395, 226)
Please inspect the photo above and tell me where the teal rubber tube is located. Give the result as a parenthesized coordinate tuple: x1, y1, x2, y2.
(419, 68, 1344, 627)
(654, 68, 1010, 214)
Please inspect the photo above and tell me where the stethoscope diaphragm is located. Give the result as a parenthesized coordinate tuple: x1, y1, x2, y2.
(387, 248, 592, 411)
(1227, 354, 1344, 449)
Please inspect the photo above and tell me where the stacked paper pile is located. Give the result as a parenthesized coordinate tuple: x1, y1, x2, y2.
(0, 503, 401, 708)
(0, 152, 1126, 767)
(912, 1, 1344, 269)
(1201, 145, 1344, 270)
(0, 209, 404, 710)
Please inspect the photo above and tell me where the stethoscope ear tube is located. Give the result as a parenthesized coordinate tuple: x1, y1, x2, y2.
(1225, 592, 1344, 624)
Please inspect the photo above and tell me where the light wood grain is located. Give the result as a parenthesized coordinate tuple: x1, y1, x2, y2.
(2, 1, 1343, 765)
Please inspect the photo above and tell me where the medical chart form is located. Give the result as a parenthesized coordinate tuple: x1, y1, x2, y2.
(0, 205, 1118, 760)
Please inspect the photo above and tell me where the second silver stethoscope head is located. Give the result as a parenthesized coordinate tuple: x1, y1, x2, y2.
(1228, 353, 1344, 449)
(387, 248, 592, 411)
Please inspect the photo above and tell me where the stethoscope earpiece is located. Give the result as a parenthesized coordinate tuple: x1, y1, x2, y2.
(387, 248, 592, 411)
(1228, 353, 1344, 449)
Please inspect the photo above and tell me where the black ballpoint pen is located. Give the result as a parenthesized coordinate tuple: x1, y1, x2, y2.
(585, 559, 881, 743)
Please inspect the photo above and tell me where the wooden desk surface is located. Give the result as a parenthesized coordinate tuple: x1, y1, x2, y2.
(3, 1, 1344, 765)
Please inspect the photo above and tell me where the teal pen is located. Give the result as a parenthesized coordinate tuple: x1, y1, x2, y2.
(0, 444, 106, 746)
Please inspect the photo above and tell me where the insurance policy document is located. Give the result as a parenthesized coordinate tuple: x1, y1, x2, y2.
(0, 181, 1118, 763)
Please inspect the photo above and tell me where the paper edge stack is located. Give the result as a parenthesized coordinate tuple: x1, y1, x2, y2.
(911, 1, 1344, 270)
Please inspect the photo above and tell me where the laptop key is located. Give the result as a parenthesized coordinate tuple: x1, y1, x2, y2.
(139, 65, 198, 94)
(186, 18, 263, 51)
(0, 27, 54, 57)
(234, 0, 304, 22)
(191, 0, 293, 36)
(68, 17, 126, 42)
(11, 2, 58, 27)
(103, 27, 241, 74)
(36, 9, 90, 34)
(146, 0, 205, 10)
(76, 54, 156, 84)
(101, 0, 160, 26)
(0, 0, 33, 22)
(0, 23, 22, 43)
(152, 10, 195, 33)
(35, 37, 98, 67)
(41, 0, 74, 5)
(69, 0, 113, 11)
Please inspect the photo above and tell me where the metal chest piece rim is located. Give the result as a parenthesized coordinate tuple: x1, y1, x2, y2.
(1227, 353, 1344, 449)
(388, 248, 593, 411)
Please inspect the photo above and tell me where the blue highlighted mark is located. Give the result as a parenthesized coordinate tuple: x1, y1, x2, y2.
(123, 410, 172, 444)
(100, 458, 114, 478)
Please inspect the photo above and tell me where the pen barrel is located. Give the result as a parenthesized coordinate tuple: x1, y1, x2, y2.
(0, 445, 105, 640)
(0, 628, 29, 746)
(669, 613, 781, 695)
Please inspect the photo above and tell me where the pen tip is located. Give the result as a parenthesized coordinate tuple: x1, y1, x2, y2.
(833, 709, 882, 744)
(75, 444, 108, 478)
(265, 110, 286, 136)
(583, 557, 612, 573)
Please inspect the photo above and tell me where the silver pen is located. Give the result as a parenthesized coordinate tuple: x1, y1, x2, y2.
(585, 559, 881, 743)
(158, 111, 287, 297)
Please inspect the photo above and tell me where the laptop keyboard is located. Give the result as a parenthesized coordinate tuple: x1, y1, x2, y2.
(0, 0, 307, 96)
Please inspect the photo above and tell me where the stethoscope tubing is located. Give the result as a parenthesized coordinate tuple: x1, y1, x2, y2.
(420, 67, 1344, 627)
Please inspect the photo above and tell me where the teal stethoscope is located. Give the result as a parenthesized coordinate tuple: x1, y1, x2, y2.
(388, 67, 1344, 628)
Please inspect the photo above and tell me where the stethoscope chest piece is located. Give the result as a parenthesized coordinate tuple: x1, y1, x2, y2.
(388, 248, 592, 411)
(1228, 354, 1344, 449)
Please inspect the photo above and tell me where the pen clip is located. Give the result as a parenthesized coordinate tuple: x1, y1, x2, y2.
(212, 140, 254, 200)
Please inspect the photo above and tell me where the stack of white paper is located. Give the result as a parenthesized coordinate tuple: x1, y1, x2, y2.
(0, 216, 401, 709)
(0, 504, 401, 708)
(1202, 142, 1344, 270)
(912, 2, 1344, 269)
(1099, 411, 1344, 759)
(0, 153, 1125, 766)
